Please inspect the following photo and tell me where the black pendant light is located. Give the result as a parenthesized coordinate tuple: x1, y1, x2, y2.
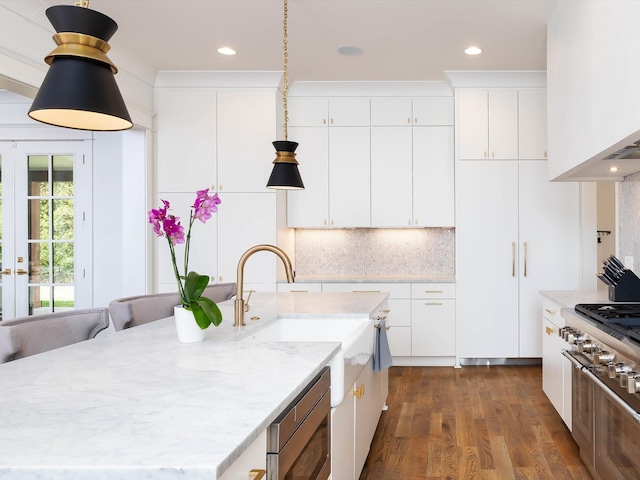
(28, 2, 132, 131)
(267, 0, 304, 190)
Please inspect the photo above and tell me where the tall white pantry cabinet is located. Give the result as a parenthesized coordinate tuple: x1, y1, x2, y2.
(455, 87, 582, 359)
(155, 75, 280, 293)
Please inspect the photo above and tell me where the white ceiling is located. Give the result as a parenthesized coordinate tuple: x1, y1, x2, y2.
(6, 0, 558, 82)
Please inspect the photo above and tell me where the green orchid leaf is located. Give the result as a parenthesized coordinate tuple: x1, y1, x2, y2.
(184, 272, 210, 303)
(189, 301, 211, 329)
(194, 297, 223, 327)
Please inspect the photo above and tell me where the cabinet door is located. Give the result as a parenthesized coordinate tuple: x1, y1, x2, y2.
(288, 97, 328, 126)
(370, 97, 412, 126)
(156, 88, 217, 192)
(457, 89, 488, 160)
(518, 88, 547, 160)
(331, 392, 355, 480)
(216, 192, 277, 289)
(354, 361, 381, 479)
(518, 161, 580, 357)
(371, 126, 413, 226)
(329, 127, 370, 227)
(456, 161, 519, 358)
(413, 126, 455, 226)
(387, 327, 411, 356)
(411, 299, 456, 356)
(412, 97, 454, 126)
(488, 89, 518, 159)
(216, 90, 277, 193)
(286, 126, 329, 227)
(329, 98, 371, 126)
(542, 317, 563, 417)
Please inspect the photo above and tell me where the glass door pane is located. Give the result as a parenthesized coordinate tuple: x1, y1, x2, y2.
(27, 154, 75, 314)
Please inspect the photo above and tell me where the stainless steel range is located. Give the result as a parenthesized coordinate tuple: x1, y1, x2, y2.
(561, 303, 640, 480)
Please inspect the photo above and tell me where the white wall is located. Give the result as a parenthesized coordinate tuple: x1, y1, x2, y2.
(547, 1, 640, 180)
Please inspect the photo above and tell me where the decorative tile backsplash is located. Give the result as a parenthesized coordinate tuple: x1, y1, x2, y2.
(618, 171, 640, 272)
(294, 228, 455, 276)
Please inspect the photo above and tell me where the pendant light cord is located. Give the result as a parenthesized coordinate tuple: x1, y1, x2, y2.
(282, 0, 289, 141)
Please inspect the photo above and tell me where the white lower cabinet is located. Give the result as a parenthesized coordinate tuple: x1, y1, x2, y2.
(411, 284, 456, 357)
(541, 297, 572, 429)
(315, 282, 456, 364)
(331, 356, 388, 480)
(218, 430, 266, 480)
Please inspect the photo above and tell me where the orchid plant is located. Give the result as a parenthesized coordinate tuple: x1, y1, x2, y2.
(148, 189, 223, 329)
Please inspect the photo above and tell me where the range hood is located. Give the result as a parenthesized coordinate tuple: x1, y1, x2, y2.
(603, 141, 640, 160)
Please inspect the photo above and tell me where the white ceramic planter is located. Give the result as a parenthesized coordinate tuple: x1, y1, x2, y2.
(174, 305, 205, 343)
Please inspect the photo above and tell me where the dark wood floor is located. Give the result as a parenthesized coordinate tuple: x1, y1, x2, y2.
(360, 365, 594, 480)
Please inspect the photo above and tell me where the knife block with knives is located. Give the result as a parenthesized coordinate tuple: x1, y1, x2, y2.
(598, 255, 640, 302)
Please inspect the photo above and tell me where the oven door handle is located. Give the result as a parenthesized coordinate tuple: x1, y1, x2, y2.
(562, 349, 640, 424)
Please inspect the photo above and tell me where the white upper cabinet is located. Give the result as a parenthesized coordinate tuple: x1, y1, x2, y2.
(518, 88, 548, 160)
(413, 126, 455, 227)
(216, 90, 277, 193)
(458, 88, 518, 160)
(157, 88, 217, 192)
(370, 125, 454, 227)
(370, 97, 413, 126)
(370, 97, 454, 126)
(286, 126, 330, 227)
(371, 127, 413, 226)
(287, 92, 454, 228)
(412, 97, 454, 126)
(288, 97, 370, 126)
(329, 127, 371, 227)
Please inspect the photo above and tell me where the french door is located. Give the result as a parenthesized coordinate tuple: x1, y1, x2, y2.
(0, 141, 92, 320)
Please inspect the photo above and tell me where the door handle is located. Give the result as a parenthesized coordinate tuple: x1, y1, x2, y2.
(511, 242, 516, 277)
(0, 268, 11, 275)
(16, 269, 28, 275)
(523, 241, 528, 277)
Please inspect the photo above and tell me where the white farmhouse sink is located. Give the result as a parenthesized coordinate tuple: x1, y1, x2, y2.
(244, 317, 374, 406)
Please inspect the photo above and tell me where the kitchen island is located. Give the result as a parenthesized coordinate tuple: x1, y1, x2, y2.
(0, 291, 388, 480)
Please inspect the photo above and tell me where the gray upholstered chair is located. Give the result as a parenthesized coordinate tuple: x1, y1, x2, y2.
(108, 282, 236, 331)
(0, 308, 109, 364)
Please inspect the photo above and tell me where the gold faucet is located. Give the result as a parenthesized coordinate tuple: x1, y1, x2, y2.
(234, 244, 295, 327)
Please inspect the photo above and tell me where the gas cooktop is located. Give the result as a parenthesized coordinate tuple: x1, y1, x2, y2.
(575, 303, 640, 346)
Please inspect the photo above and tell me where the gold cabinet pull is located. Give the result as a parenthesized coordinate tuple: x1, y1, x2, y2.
(523, 241, 528, 277)
(483, 150, 487, 158)
(544, 150, 548, 158)
(545, 326, 554, 336)
(353, 384, 364, 399)
(424, 290, 443, 294)
(545, 308, 556, 315)
(407, 117, 411, 124)
(323, 118, 326, 125)
(424, 302, 443, 306)
(0, 268, 11, 275)
(16, 269, 28, 275)
(511, 242, 516, 277)
(330, 118, 334, 124)
(249, 469, 266, 480)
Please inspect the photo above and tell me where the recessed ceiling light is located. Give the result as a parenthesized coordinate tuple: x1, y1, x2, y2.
(465, 46, 482, 55)
(337, 46, 364, 57)
(610, 166, 619, 172)
(217, 47, 237, 56)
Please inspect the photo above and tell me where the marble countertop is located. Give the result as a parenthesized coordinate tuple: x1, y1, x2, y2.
(539, 289, 611, 308)
(0, 291, 388, 480)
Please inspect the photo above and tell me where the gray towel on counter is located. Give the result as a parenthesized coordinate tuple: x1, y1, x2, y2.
(373, 319, 393, 372)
